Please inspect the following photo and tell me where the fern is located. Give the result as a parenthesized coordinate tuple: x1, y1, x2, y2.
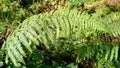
(1, 6, 120, 67)
(104, 12, 120, 36)
(97, 58, 116, 68)
(1, 7, 99, 67)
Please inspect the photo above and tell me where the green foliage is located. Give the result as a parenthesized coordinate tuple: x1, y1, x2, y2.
(26, 50, 44, 68)
(97, 58, 115, 68)
(1, 6, 120, 67)
(0, 0, 58, 33)
(0, 0, 24, 32)
(0, 22, 7, 32)
(1, 7, 92, 66)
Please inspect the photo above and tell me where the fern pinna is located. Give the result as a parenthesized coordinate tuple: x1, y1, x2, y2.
(1, 7, 120, 67)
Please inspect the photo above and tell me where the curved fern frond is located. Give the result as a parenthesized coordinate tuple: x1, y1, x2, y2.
(1, 7, 120, 67)
(2, 7, 104, 67)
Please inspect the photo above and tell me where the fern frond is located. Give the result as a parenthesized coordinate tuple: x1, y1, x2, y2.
(2, 7, 104, 67)
(2, 7, 120, 67)
(103, 12, 120, 36)
(97, 58, 116, 68)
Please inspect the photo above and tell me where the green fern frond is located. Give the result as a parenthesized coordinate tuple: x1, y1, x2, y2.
(103, 12, 120, 36)
(97, 58, 116, 68)
(1, 6, 120, 67)
(76, 40, 120, 67)
(2, 7, 104, 67)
